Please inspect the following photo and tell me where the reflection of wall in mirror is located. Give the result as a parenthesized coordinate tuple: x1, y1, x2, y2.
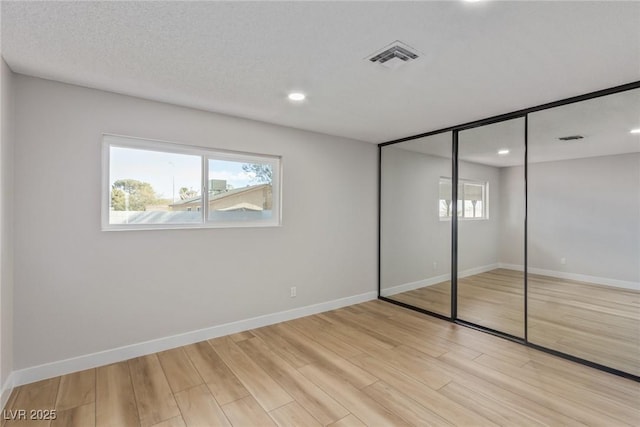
(458, 161, 501, 272)
(381, 146, 501, 295)
(382, 147, 639, 295)
(381, 147, 451, 294)
(523, 153, 639, 289)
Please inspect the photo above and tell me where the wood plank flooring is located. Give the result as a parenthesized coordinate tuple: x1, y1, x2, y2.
(528, 272, 640, 376)
(3, 300, 639, 426)
(388, 268, 640, 375)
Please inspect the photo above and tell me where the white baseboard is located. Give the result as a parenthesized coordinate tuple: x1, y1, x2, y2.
(381, 273, 450, 297)
(11, 291, 377, 388)
(382, 262, 639, 297)
(497, 263, 639, 290)
(459, 263, 500, 279)
(1, 372, 15, 410)
(524, 266, 639, 291)
(381, 263, 500, 297)
(497, 263, 524, 272)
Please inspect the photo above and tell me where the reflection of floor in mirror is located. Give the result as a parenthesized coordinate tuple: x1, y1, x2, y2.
(528, 272, 640, 376)
(388, 269, 524, 336)
(388, 268, 640, 376)
(386, 279, 452, 316)
(457, 269, 525, 337)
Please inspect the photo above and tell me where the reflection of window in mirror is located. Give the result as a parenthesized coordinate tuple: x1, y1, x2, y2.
(439, 177, 488, 220)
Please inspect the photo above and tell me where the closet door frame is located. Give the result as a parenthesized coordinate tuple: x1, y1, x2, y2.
(377, 79, 640, 381)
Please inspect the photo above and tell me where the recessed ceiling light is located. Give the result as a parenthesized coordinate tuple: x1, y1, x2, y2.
(288, 92, 306, 102)
(631, 128, 640, 134)
(497, 149, 510, 155)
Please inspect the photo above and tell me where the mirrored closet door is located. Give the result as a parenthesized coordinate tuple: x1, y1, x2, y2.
(457, 118, 526, 337)
(379, 82, 639, 379)
(380, 132, 452, 317)
(527, 88, 640, 375)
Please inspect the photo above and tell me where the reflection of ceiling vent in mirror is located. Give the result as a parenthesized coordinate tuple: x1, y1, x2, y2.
(367, 41, 419, 69)
(558, 135, 584, 141)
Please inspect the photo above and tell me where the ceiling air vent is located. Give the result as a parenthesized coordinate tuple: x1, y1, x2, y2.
(558, 135, 584, 141)
(367, 41, 420, 69)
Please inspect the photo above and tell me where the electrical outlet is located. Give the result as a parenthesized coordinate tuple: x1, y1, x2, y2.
(290, 286, 297, 298)
(560, 257, 566, 265)
(433, 261, 438, 270)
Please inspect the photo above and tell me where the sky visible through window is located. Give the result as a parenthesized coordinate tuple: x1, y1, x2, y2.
(209, 159, 259, 188)
(110, 147, 260, 202)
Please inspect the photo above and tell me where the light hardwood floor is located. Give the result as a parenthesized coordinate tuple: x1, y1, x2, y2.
(528, 272, 640, 376)
(386, 269, 527, 336)
(3, 300, 640, 426)
(388, 268, 640, 375)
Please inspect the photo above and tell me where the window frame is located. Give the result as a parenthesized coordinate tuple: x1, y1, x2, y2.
(102, 134, 282, 231)
(438, 177, 489, 221)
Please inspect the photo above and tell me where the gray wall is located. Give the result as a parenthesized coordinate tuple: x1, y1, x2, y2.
(1, 59, 15, 389)
(458, 160, 501, 272)
(380, 147, 451, 290)
(13, 75, 378, 370)
(498, 165, 525, 267)
(492, 154, 638, 285)
(382, 148, 639, 291)
(527, 153, 640, 283)
(381, 146, 501, 291)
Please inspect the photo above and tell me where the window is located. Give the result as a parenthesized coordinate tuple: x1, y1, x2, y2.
(439, 177, 488, 220)
(103, 135, 281, 230)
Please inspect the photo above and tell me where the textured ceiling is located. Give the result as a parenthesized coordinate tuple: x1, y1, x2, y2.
(2, 1, 639, 143)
